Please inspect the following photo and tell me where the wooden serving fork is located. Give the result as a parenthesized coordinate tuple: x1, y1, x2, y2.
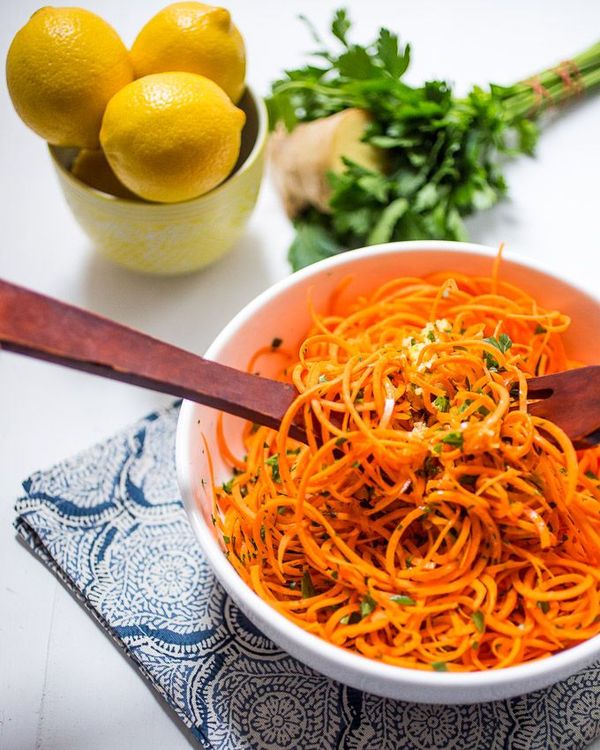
(526, 366, 600, 449)
(0, 278, 599, 449)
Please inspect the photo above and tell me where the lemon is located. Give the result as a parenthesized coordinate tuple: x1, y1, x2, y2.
(6, 7, 133, 148)
(130, 2, 245, 103)
(71, 149, 137, 199)
(100, 72, 246, 203)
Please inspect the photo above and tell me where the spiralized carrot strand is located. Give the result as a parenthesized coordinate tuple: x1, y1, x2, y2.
(213, 264, 600, 671)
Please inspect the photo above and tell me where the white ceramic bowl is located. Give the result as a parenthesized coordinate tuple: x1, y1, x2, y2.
(176, 240, 600, 704)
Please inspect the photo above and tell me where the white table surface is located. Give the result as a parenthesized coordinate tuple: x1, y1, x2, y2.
(1, 1, 599, 747)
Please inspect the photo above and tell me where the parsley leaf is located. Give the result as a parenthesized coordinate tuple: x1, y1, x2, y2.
(288, 219, 346, 270)
(498, 333, 513, 352)
(376, 27, 410, 78)
(301, 570, 317, 598)
(484, 334, 513, 354)
(360, 594, 377, 617)
(433, 395, 450, 412)
(331, 8, 350, 45)
(471, 611, 485, 633)
(390, 594, 416, 606)
(265, 454, 281, 482)
(442, 431, 464, 448)
(482, 334, 512, 370)
(367, 197, 408, 244)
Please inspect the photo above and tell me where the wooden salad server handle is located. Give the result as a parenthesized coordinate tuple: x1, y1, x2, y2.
(0, 278, 306, 441)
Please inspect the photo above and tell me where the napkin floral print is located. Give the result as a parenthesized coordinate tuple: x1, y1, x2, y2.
(14, 404, 600, 750)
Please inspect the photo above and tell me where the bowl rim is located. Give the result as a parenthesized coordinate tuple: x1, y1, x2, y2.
(47, 83, 268, 207)
(176, 240, 600, 695)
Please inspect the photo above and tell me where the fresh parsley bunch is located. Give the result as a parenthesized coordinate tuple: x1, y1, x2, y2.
(267, 10, 600, 270)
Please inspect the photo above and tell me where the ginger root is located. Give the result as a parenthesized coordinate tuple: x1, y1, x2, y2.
(269, 108, 386, 218)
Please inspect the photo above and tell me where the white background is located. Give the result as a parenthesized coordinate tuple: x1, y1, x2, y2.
(1, 1, 599, 747)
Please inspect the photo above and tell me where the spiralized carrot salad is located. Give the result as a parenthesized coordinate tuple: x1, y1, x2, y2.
(212, 264, 600, 672)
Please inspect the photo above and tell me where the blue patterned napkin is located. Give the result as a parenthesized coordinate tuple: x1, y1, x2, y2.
(14, 403, 600, 750)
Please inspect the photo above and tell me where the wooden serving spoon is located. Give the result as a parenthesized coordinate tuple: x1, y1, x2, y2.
(0, 278, 598, 449)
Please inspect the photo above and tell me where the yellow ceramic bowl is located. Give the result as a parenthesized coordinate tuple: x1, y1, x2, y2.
(48, 86, 267, 275)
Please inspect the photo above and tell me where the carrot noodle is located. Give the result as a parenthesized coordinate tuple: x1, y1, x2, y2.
(212, 266, 600, 672)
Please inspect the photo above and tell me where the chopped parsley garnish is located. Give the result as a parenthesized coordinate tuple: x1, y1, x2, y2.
(260, 525, 266, 542)
(221, 478, 234, 494)
(534, 324, 547, 334)
(472, 611, 485, 633)
(426, 330, 436, 342)
(497, 333, 513, 352)
(485, 334, 513, 353)
(222, 535, 230, 544)
(301, 569, 317, 598)
(433, 395, 450, 412)
(483, 334, 512, 370)
(432, 661, 448, 672)
(265, 453, 281, 482)
(360, 594, 377, 617)
(390, 595, 416, 606)
(335, 436, 348, 446)
(442, 431, 464, 448)
(483, 351, 500, 371)
(537, 600, 550, 614)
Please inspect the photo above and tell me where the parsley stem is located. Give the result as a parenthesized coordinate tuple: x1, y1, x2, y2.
(502, 42, 600, 121)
